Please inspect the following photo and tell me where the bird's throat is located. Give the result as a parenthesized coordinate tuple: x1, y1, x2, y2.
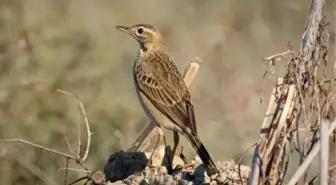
(141, 41, 163, 54)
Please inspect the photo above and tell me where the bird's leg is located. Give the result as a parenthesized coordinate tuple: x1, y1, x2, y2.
(171, 131, 180, 165)
(162, 134, 174, 173)
(179, 146, 188, 164)
(147, 125, 163, 166)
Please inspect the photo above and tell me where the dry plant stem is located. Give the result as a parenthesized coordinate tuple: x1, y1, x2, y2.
(249, 0, 327, 184)
(287, 119, 336, 185)
(0, 138, 76, 159)
(263, 50, 292, 62)
(295, 71, 309, 129)
(301, 0, 325, 56)
(64, 158, 69, 185)
(264, 84, 295, 159)
(320, 120, 329, 185)
(57, 167, 91, 175)
(64, 136, 80, 158)
(78, 97, 91, 162)
(77, 112, 81, 157)
(57, 89, 91, 162)
(127, 59, 201, 152)
(248, 78, 283, 185)
(276, 85, 296, 138)
(183, 59, 200, 87)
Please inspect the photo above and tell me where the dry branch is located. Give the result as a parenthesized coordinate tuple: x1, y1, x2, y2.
(0, 138, 76, 159)
(57, 89, 92, 163)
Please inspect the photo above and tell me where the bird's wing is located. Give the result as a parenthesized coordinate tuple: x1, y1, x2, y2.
(134, 52, 197, 135)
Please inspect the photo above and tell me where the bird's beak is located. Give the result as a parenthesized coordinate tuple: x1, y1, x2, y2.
(115, 25, 131, 33)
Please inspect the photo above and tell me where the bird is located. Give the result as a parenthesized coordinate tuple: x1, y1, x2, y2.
(115, 24, 219, 176)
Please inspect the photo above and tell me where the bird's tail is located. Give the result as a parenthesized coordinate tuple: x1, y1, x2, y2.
(186, 134, 219, 176)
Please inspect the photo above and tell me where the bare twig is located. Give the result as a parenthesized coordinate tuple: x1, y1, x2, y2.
(57, 89, 91, 163)
(64, 158, 69, 185)
(263, 50, 293, 62)
(0, 138, 76, 159)
(67, 171, 104, 185)
(57, 167, 91, 176)
(78, 100, 91, 162)
(77, 111, 81, 157)
(64, 136, 80, 159)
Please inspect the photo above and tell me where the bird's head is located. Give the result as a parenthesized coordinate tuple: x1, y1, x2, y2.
(115, 24, 163, 52)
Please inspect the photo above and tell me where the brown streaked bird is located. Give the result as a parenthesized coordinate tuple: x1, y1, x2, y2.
(115, 24, 218, 176)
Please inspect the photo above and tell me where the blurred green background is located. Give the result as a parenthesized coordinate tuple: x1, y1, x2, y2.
(0, 0, 334, 184)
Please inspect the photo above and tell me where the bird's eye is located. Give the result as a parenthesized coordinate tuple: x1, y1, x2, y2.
(137, 28, 144, 34)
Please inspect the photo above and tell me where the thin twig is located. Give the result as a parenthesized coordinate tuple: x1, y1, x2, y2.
(77, 111, 81, 157)
(64, 158, 69, 185)
(263, 50, 293, 62)
(64, 136, 80, 158)
(57, 167, 91, 176)
(57, 89, 91, 163)
(78, 100, 91, 162)
(67, 171, 104, 185)
(68, 176, 88, 185)
(294, 70, 309, 160)
(0, 138, 76, 159)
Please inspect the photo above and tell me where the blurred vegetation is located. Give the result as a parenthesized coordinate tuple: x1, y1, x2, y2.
(0, 0, 334, 184)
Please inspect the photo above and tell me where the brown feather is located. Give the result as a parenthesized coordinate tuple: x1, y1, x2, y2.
(135, 49, 197, 135)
